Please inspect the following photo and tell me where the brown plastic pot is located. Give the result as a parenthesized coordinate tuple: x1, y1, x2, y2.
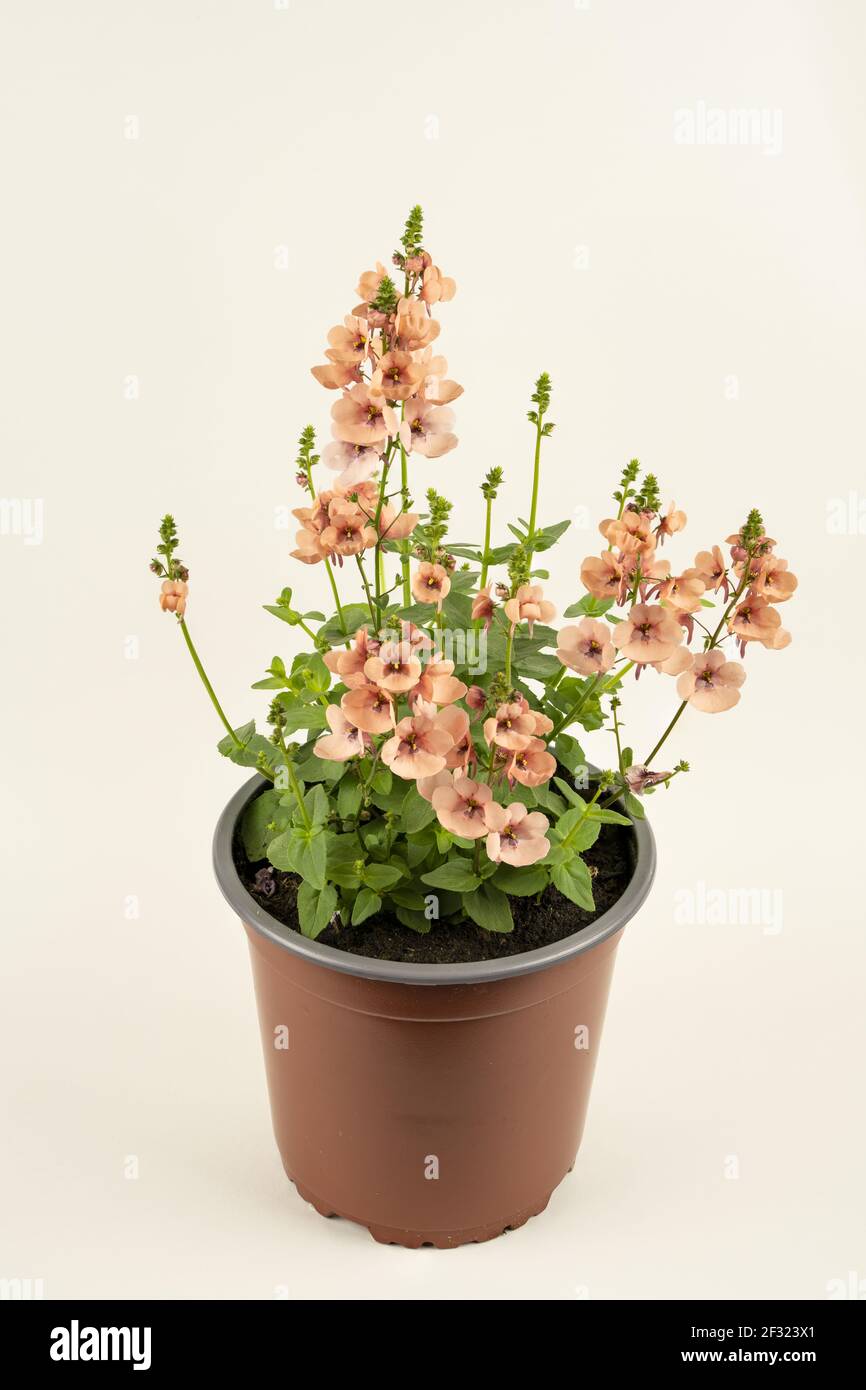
(213, 774, 656, 1248)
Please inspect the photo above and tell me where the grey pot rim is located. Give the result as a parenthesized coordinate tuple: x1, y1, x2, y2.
(213, 772, 656, 988)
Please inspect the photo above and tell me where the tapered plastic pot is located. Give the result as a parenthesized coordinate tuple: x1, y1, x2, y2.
(213, 774, 656, 1248)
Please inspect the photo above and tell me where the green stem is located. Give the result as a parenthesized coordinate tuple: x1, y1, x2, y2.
(526, 416, 543, 561)
(284, 754, 310, 829)
(356, 554, 377, 625)
(324, 559, 349, 645)
(479, 494, 493, 592)
(547, 661, 634, 741)
(643, 702, 687, 767)
(179, 619, 241, 746)
(504, 624, 515, 688)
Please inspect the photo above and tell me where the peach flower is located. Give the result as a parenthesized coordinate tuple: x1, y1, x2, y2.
(373, 501, 419, 543)
(340, 683, 395, 734)
(483, 701, 536, 752)
(381, 713, 453, 781)
(484, 802, 551, 867)
(471, 585, 496, 628)
(363, 640, 422, 693)
(321, 441, 381, 489)
(412, 653, 468, 707)
(311, 361, 359, 390)
(355, 261, 388, 304)
(612, 603, 684, 665)
(580, 551, 625, 601)
(753, 557, 797, 604)
(420, 264, 457, 304)
(599, 510, 656, 557)
(728, 596, 787, 647)
(556, 619, 615, 676)
(657, 568, 706, 613)
(655, 502, 687, 543)
(401, 399, 457, 458)
(507, 738, 557, 788)
(436, 705, 474, 769)
(411, 562, 451, 609)
(331, 385, 398, 448)
(314, 705, 371, 760)
(394, 297, 440, 351)
(320, 500, 377, 558)
(465, 684, 487, 713)
(159, 579, 187, 615)
(417, 768, 453, 803)
(431, 776, 491, 839)
(503, 583, 556, 636)
(325, 315, 368, 364)
(676, 650, 746, 713)
(693, 546, 729, 597)
(371, 349, 425, 402)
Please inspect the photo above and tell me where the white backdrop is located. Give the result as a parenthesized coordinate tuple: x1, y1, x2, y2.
(1, 0, 864, 1299)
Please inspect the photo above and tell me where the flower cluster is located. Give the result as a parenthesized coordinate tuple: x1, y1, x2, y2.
(154, 209, 796, 944)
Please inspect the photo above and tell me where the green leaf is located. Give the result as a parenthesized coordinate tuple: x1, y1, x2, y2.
(492, 863, 548, 897)
(563, 596, 614, 619)
(518, 651, 562, 679)
(532, 785, 567, 816)
(389, 885, 428, 910)
(551, 857, 595, 911)
(303, 783, 329, 826)
(421, 860, 481, 892)
(557, 807, 602, 853)
(590, 807, 632, 826)
(240, 789, 283, 861)
(317, 604, 371, 648)
(217, 722, 278, 773)
(530, 519, 571, 552)
(395, 904, 433, 934)
(401, 785, 438, 835)
(552, 733, 586, 775)
(297, 881, 337, 939)
(337, 777, 363, 820)
(274, 699, 328, 735)
(351, 888, 382, 926)
(293, 827, 328, 889)
(463, 882, 514, 933)
(363, 863, 403, 892)
(623, 791, 645, 820)
(371, 766, 393, 794)
(553, 776, 587, 808)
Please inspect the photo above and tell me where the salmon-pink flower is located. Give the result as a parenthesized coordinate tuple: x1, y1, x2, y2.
(311, 360, 360, 390)
(436, 705, 474, 769)
(484, 802, 550, 867)
(507, 737, 557, 788)
(415, 350, 463, 403)
(340, 683, 394, 734)
(652, 645, 694, 676)
(363, 640, 422, 693)
(371, 349, 425, 402)
(420, 264, 457, 304)
(599, 510, 656, 557)
(355, 261, 388, 304)
(676, 650, 746, 712)
(655, 502, 687, 543)
(374, 502, 419, 543)
(417, 768, 453, 803)
(432, 776, 491, 839)
(465, 684, 487, 713)
(323, 626, 379, 681)
(331, 385, 398, 448)
(581, 551, 625, 601)
(400, 621, 435, 654)
(483, 701, 536, 752)
(694, 546, 729, 597)
(321, 440, 381, 489)
(728, 595, 786, 647)
(411, 562, 451, 609)
(412, 653, 468, 706)
(503, 584, 556, 636)
(657, 568, 706, 613)
(159, 579, 188, 615)
(381, 713, 453, 781)
(320, 501, 377, 558)
(314, 704, 371, 760)
(530, 709, 555, 736)
(612, 603, 684, 665)
(401, 399, 457, 458)
(326, 315, 368, 364)
(556, 619, 615, 676)
(394, 297, 440, 351)
(753, 557, 797, 604)
(471, 585, 496, 629)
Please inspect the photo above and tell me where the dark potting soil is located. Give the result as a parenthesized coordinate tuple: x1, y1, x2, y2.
(233, 788, 637, 965)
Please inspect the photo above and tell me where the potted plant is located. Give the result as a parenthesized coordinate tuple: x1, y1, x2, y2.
(153, 208, 796, 1248)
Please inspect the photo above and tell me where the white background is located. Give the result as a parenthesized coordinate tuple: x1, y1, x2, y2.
(1, 0, 864, 1299)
